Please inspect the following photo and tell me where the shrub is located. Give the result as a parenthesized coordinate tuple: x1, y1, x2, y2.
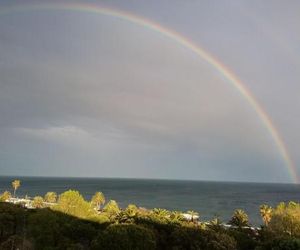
(267, 202, 300, 237)
(92, 224, 156, 250)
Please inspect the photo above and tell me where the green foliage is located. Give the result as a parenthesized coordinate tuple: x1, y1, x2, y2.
(28, 209, 61, 249)
(92, 224, 156, 250)
(91, 192, 105, 210)
(258, 237, 300, 250)
(229, 209, 249, 227)
(3, 186, 300, 250)
(102, 200, 120, 218)
(27, 207, 103, 249)
(148, 208, 171, 224)
(0, 191, 11, 202)
(169, 211, 185, 223)
(260, 204, 272, 226)
(170, 227, 237, 250)
(11, 179, 21, 197)
(125, 204, 138, 217)
(0, 203, 25, 242)
(267, 201, 300, 237)
(228, 228, 258, 250)
(0, 235, 33, 250)
(55, 190, 93, 219)
(88, 214, 110, 224)
(32, 196, 44, 208)
(152, 208, 170, 217)
(186, 210, 200, 222)
(44, 192, 57, 203)
(117, 204, 139, 223)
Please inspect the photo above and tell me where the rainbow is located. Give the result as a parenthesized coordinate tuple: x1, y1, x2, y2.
(1, 2, 298, 183)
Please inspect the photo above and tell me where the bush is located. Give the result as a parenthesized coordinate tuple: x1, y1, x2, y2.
(0, 203, 25, 241)
(257, 237, 300, 250)
(170, 227, 237, 250)
(92, 224, 156, 250)
(267, 202, 300, 237)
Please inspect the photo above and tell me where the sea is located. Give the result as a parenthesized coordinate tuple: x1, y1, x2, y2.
(1, 176, 300, 226)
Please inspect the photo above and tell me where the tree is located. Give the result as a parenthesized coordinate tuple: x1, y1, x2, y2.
(187, 210, 199, 222)
(103, 200, 120, 217)
(0, 191, 11, 202)
(44, 192, 57, 203)
(92, 224, 156, 250)
(260, 204, 272, 226)
(55, 190, 92, 219)
(11, 179, 21, 197)
(169, 211, 184, 223)
(117, 204, 139, 223)
(125, 204, 138, 217)
(91, 192, 105, 210)
(32, 196, 44, 208)
(267, 201, 300, 237)
(152, 208, 170, 218)
(229, 209, 249, 227)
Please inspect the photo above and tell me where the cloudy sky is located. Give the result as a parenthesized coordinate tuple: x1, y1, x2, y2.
(0, 0, 299, 183)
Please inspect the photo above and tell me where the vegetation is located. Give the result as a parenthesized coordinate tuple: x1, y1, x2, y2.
(44, 192, 57, 203)
(1, 180, 300, 249)
(11, 179, 21, 197)
(260, 204, 272, 226)
(32, 196, 44, 208)
(91, 192, 105, 210)
(229, 209, 249, 227)
(0, 191, 11, 201)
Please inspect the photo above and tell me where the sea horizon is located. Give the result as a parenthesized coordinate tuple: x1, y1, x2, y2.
(0, 174, 297, 186)
(1, 175, 300, 226)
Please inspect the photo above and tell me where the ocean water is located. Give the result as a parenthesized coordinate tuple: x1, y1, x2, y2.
(1, 176, 300, 226)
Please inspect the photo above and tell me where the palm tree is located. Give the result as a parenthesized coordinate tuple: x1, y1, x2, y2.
(32, 196, 44, 208)
(260, 204, 272, 226)
(44, 192, 57, 203)
(229, 209, 249, 227)
(125, 204, 138, 217)
(91, 192, 105, 210)
(152, 208, 170, 217)
(187, 210, 199, 222)
(117, 204, 139, 223)
(12, 180, 21, 198)
(170, 211, 184, 222)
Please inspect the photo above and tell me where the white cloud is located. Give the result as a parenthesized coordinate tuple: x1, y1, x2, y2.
(16, 126, 94, 145)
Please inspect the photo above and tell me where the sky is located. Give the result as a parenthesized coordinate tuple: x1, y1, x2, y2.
(0, 0, 299, 183)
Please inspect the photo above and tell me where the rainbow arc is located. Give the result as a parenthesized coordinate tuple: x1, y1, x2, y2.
(1, 2, 298, 183)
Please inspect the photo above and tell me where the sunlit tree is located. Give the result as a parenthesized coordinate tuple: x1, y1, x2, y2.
(152, 208, 170, 218)
(91, 192, 105, 210)
(12, 179, 21, 197)
(44, 192, 57, 203)
(103, 200, 120, 216)
(268, 201, 300, 237)
(229, 209, 249, 227)
(170, 211, 184, 223)
(260, 204, 272, 226)
(125, 204, 138, 217)
(0, 191, 11, 201)
(55, 190, 92, 218)
(32, 196, 44, 208)
(187, 210, 199, 222)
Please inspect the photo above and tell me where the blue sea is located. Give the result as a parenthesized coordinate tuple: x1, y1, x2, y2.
(1, 176, 300, 226)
